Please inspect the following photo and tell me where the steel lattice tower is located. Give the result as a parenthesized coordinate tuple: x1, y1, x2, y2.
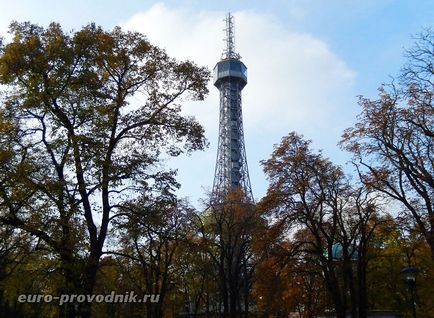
(211, 13, 253, 203)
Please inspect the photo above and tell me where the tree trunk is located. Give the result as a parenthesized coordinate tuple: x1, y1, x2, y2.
(357, 256, 368, 318)
(325, 270, 346, 318)
(78, 257, 99, 318)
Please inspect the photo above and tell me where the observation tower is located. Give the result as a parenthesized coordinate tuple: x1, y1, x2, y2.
(211, 13, 253, 203)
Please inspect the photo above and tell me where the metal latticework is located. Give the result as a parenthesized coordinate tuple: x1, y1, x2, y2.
(211, 13, 253, 204)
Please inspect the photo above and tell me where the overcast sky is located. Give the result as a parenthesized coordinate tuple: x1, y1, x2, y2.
(1, 0, 433, 207)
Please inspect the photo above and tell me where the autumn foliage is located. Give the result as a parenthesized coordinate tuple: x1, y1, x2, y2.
(0, 21, 432, 318)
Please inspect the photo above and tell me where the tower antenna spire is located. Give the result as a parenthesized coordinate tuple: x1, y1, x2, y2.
(223, 12, 240, 60)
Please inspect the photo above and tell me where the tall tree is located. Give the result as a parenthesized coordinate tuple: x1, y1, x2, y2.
(260, 132, 384, 318)
(0, 22, 209, 317)
(340, 29, 434, 260)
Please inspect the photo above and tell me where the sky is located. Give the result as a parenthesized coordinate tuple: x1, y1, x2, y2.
(1, 0, 433, 207)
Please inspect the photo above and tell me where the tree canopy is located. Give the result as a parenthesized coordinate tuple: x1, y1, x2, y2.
(340, 29, 434, 260)
(0, 21, 433, 318)
(0, 21, 210, 318)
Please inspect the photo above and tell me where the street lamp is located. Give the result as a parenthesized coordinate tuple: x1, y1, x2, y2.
(400, 267, 418, 318)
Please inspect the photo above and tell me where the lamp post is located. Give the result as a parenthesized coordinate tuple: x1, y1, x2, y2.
(400, 267, 418, 318)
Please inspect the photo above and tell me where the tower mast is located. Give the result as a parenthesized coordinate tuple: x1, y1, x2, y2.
(223, 13, 240, 60)
(212, 13, 253, 203)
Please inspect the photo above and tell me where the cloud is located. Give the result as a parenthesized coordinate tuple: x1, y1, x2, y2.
(122, 4, 355, 131)
(121, 3, 357, 204)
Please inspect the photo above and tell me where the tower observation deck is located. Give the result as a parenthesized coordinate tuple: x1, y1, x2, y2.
(211, 13, 253, 203)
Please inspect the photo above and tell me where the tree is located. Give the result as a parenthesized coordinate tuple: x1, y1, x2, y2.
(0, 21, 209, 318)
(260, 132, 385, 318)
(251, 224, 328, 318)
(365, 215, 434, 317)
(199, 190, 257, 318)
(0, 227, 33, 316)
(108, 197, 196, 318)
(174, 226, 219, 318)
(340, 29, 434, 260)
